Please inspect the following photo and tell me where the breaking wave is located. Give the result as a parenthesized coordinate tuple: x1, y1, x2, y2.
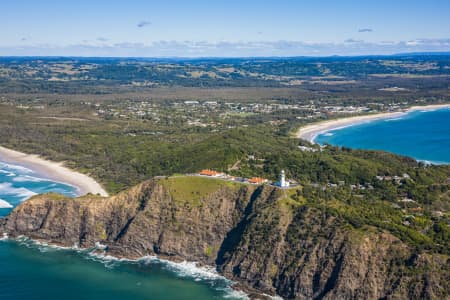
(12, 236, 249, 299)
(384, 117, 404, 121)
(88, 253, 249, 299)
(0, 199, 13, 208)
(0, 183, 37, 200)
(0, 169, 16, 177)
(12, 175, 46, 183)
(1, 160, 250, 299)
(0, 162, 33, 174)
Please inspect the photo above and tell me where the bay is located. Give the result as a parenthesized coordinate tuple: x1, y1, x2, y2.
(315, 108, 450, 164)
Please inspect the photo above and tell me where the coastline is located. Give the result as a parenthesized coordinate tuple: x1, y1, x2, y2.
(296, 104, 450, 144)
(1, 235, 249, 300)
(0, 146, 108, 197)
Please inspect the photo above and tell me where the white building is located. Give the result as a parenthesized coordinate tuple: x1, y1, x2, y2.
(278, 170, 290, 188)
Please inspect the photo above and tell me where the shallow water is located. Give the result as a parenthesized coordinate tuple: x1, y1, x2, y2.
(315, 108, 450, 164)
(0, 161, 245, 300)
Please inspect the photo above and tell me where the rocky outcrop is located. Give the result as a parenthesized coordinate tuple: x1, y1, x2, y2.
(1, 177, 448, 299)
(1, 178, 255, 264)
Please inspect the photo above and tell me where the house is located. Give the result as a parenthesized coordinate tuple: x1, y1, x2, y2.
(248, 177, 268, 184)
(184, 101, 199, 105)
(199, 169, 223, 177)
(298, 145, 318, 152)
(432, 211, 444, 218)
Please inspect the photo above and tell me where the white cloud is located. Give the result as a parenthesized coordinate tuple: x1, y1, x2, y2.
(344, 39, 364, 43)
(1, 38, 450, 57)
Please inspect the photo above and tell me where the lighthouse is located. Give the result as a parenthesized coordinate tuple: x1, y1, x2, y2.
(279, 170, 289, 188)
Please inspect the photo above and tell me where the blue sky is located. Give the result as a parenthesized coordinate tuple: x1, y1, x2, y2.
(1, 0, 449, 56)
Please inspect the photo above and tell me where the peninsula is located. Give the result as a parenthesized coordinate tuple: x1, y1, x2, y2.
(1, 175, 448, 299)
(1, 56, 449, 299)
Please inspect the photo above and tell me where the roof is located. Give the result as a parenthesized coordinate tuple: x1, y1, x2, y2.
(248, 177, 267, 184)
(199, 169, 222, 176)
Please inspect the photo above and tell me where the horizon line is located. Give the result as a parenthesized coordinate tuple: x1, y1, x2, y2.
(1, 51, 450, 60)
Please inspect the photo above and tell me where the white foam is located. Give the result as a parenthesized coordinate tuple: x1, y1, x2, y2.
(0, 169, 16, 177)
(84, 253, 249, 298)
(12, 175, 46, 183)
(139, 256, 249, 299)
(94, 241, 107, 250)
(266, 295, 283, 300)
(140, 256, 224, 281)
(0, 162, 33, 174)
(86, 251, 135, 269)
(0, 233, 8, 240)
(5, 171, 78, 193)
(221, 289, 250, 299)
(0, 199, 13, 208)
(313, 122, 366, 142)
(384, 117, 404, 121)
(88, 252, 122, 261)
(0, 183, 37, 200)
(10, 236, 250, 299)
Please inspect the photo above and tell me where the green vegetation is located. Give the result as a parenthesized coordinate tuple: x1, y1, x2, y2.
(160, 176, 242, 207)
(1, 56, 450, 92)
(0, 57, 448, 256)
(38, 193, 70, 201)
(204, 245, 214, 258)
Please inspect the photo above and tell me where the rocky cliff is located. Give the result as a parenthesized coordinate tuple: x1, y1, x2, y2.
(1, 176, 448, 299)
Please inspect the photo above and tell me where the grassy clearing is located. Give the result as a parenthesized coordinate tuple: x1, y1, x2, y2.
(277, 187, 304, 207)
(41, 193, 70, 201)
(160, 176, 243, 206)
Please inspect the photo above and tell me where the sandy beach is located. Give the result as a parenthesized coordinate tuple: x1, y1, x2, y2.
(0, 146, 108, 197)
(297, 104, 450, 143)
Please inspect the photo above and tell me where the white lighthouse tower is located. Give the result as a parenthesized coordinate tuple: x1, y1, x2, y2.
(279, 170, 289, 188)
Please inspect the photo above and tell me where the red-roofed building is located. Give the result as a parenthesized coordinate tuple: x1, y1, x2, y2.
(248, 177, 268, 184)
(199, 169, 223, 177)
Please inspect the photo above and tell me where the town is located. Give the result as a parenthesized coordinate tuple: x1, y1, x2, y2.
(0, 94, 421, 134)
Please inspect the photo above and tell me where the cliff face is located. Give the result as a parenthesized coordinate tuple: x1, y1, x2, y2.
(1, 177, 255, 264)
(1, 176, 448, 299)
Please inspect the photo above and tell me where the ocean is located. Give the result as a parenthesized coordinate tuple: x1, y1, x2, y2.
(0, 162, 245, 300)
(315, 108, 450, 164)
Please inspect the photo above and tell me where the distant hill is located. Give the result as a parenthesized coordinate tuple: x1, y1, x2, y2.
(393, 51, 450, 56)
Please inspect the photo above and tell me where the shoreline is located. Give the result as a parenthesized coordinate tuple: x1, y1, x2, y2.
(296, 103, 450, 144)
(0, 234, 250, 299)
(0, 146, 108, 197)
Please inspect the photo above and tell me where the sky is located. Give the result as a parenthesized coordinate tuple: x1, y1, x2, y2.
(1, 0, 450, 57)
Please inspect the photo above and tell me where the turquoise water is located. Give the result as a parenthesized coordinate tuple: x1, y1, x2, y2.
(315, 108, 450, 164)
(0, 162, 244, 300)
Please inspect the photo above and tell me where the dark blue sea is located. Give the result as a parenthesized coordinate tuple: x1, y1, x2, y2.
(0, 162, 245, 300)
(316, 108, 450, 164)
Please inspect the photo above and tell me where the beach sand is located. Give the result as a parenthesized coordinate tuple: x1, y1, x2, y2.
(296, 104, 450, 143)
(0, 146, 108, 197)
